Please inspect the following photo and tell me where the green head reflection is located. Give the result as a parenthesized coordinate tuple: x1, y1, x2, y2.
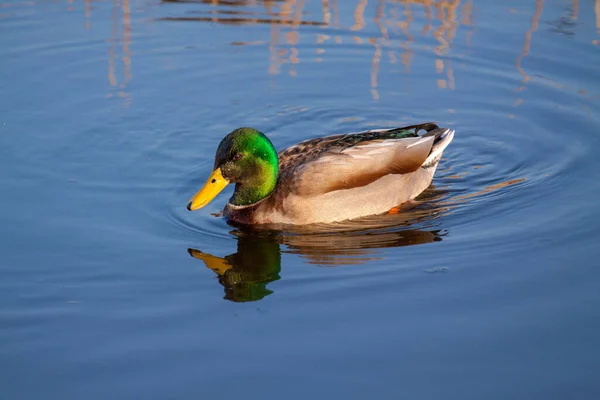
(188, 235, 281, 303)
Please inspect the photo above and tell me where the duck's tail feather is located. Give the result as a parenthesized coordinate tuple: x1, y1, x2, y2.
(422, 127, 455, 167)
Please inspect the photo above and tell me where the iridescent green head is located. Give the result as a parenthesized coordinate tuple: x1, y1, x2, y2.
(187, 128, 279, 210)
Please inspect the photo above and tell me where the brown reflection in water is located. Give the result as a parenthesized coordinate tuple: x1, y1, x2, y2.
(359, 0, 463, 98)
(43, 0, 597, 104)
(84, 0, 91, 30)
(461, 0, 473, 45)
(107, 0, 132, 105)
(515, 0, 544, 90)
(160, 0, 469, 97)
(122, 0, 132, 87)
(449, 178, 527, 201)
(397, 1, 414, 73)
(366, 0, 463, 95)
(513, 0, 599, 106)
(108, 0, 118, 88)
(159, 16, 325, 25)
(188, 223, 443, 302)
(332, 0, 340, 28)
(281, 228, 441, 265)
(351, 0, 367, 31)
(322, 0, 331, 26)
(371, 41, 382, 100)
(596, 0, 600, 35)
(432, 0, 459, 90)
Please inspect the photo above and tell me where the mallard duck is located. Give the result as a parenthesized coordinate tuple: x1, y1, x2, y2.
(187, 122, 454, 225)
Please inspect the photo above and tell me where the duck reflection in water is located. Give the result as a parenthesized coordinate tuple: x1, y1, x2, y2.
(188, 208, 445, 302)
(188, 234, 282, 303)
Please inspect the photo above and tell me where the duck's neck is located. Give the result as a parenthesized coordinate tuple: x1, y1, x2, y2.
(230, 160, 278, 207)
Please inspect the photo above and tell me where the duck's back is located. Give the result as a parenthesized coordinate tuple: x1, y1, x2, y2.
(277, 123, 440, 174)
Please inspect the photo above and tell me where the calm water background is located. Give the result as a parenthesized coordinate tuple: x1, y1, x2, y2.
(1, 0, 600, 398)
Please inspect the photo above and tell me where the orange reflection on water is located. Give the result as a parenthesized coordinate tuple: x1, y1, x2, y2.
(29, 0, 599, 104)
(328, 0, 340, 28)
(515, 0, 544, 89)
(108, 0, 118, 88)
(351, 0, 367, 31)
(158, 0, 470, 97)
(371, 42, 382, 100)
(450, 178, 527, 201)
(107, 0, 132, 105)
(121, 0, 132, 88)
(512, 0, 599, 105)
(383, 1, 461, 93)
(596, 0, 600, 34)
(322, 0, 331, 26)
(84, 0, 91, 30)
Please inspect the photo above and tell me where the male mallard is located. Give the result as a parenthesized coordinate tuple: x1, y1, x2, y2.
(187, 122, 454, 225)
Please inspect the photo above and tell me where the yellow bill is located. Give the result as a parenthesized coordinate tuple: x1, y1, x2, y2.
(187, 168, 230, 211)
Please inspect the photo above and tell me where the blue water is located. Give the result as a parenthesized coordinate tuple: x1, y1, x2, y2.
(1, 0, 600, 398)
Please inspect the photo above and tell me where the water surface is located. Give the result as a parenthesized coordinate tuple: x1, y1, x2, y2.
(1, 0, 600, 398)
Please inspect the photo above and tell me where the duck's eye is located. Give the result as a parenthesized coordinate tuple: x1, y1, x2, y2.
(232, 153, 243, 161)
